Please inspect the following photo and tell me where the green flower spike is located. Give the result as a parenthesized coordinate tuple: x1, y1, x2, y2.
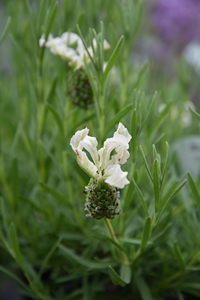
(67, 68, 93, 109)
(84, 178, 122, 220)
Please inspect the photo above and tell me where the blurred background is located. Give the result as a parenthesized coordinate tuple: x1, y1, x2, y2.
(0, 0, 200, 299)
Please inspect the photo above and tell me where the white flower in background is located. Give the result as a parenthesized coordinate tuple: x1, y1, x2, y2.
(158, 101, 195, 128)
(183, 42, 200, 74)
(182, 101, 195, 128)
(70, 122, 131, 189)
(39, 32, 110, 70)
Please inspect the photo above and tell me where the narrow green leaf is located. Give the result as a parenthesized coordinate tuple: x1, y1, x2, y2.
(132, 61, 149, 89)
(176, 291, 185, 300)
(40, 141, 63, 180)
(101, 233, 127, 254)
(103, 103, 133, 141)
(44, 1, 58, 39)
(46, 103, 64, 137)
(0, 16, 11, 43)
(46, 76, 57, 104)
(102, 35, 124, 85)
(10, 121, 23, 154)
(139, 145, 153, 182)
(131, 109, 137, 162)
(151, 223, 172, 243)
(139, 91, 157, 133)
(149, 101, 172, 136)
(71, 113, 95, 134)
(182, 283, 200, 291)
(9, 223, 24, 269)
(37, 0, 48, 35)
(173, 243, 185, 272)
(187, 172, 200, 210)
(120, 237, 153, 246)
(89, 28, 96, 58)
(131, 177, 149, 217)
(134, 275, 154, 300)
(160, 180, 179, 211)
(157, 180, 187, 224)
(40, 182, 66, 203)
(162, 142, 170, 183)
(152, 144, 158, 161)
(123, 178, 135, 209)
(20, 196, 43, 213)
(140, 217, 152, 251)
(59, 245, 108, 269)
(120, 264, 132, 284)
(132, 0, 143, 40)
(0, 266, 29, 291)
(100, 21, 105, 72)
(0, 197, 11, 238)
(10, 158, 19, 205)
(39, 237, 63, 277)
(61, 233, 86, 241)
(189, 105, 200, 122)
(153, 132, 166, 145)
(76, 24, 95, 67)
(108, 265, 127, 287)
(153, 158, 160, 213)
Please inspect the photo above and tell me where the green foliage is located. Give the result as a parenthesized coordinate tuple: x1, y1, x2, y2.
(0, 0, 200, 299)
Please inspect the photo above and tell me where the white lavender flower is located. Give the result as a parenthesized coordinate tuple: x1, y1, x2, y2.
(39, 31, 110, 70)
(70, 122, 131, 189)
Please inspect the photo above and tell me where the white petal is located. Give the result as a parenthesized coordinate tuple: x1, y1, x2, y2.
(103, 39, 111, 50)
(70, 128, 98, 178)
(68, 55, 84, 69)
(46, 37, 77, 60)
(76, 150, 97, 178)
(104, 164, 129, 188)
(114, 122, 132, 142)
(70, 128, 89, 151)
(99, 123, 131, 170)
(81, 38, 111, 65)
(91, 38, 111, 50)
(80, 136, 99, 169)
(62, 32, 85, 54)
(39, 34, 46, 47)
(61, 32, 82, 45)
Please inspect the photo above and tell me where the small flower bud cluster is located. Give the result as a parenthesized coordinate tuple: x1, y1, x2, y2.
(67, 68, 93, 109)
(84, 178, 122, 220)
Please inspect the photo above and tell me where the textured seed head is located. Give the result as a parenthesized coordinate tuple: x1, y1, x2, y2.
(84, 178, 122, 220)
(67, 68, 93, 109)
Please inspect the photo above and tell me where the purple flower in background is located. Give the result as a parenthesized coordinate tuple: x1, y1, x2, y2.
(152, 0, 200, 52)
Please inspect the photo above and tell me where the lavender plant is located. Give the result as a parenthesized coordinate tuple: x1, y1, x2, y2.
(0, 1, 200, 300)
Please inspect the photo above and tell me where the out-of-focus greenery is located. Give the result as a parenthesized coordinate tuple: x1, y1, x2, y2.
(0, 1, 200, 299)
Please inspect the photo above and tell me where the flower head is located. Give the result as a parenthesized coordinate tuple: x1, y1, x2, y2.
(70, 123, 131, 189)
(39, 31, 110, 70)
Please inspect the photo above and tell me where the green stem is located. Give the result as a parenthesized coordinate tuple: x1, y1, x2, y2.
(62, 152, 90, 238)
(99, 78, 105, 145)
(103, 217, 129, 265)
(103, 217, 118, 243)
